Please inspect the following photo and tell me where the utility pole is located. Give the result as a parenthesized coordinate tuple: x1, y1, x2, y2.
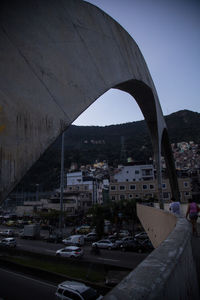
(36, 184, 39, 202)
(59, 132, 65, 237)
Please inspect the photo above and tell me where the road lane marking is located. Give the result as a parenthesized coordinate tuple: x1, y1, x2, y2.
(45, 249, 56, 253)
(97, 258, 119, 262)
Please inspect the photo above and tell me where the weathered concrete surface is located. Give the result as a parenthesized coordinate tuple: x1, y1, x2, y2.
(191, 224, 200, 288)
(104, 213, 200, 300)
(137, 203, 177, 248)
(0, 0, 178, 202)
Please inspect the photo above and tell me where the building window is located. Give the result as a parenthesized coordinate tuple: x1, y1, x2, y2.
(84, 186, 88, 190)
(184, 192, 190, 196)
(126, 179, 129, 182)
(119, 186, 125, 190)
(110, 185, 116, 190)
(111, 196, 116, 201)
(184, 182, 189, 187)
(120, 195, 125, 200)
(145, 193, 153, 199)
(135, 170, 139, 174)
(129, 194, 133, 198)
(163, 192, 170, 199)
(143, 184, 148, 190)
(149, 184, 154, 190)
(162, 183, 166, 189)
(130, 185, 136, 190)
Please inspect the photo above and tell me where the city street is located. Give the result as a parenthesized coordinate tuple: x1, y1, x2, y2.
(0, 226, 148, 269)
(16, 237, 147, 269)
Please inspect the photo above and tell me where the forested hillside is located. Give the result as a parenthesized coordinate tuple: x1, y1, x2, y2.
(15, 110, 200, 191)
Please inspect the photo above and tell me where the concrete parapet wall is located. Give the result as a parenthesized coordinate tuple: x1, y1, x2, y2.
(137, 203, 177, 248)
(104, 208, 199, 300)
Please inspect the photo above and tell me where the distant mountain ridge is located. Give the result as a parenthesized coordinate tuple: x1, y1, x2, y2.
(16, 110, 200, 191)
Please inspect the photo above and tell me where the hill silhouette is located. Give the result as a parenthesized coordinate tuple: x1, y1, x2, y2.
(15, 110, 200, 192)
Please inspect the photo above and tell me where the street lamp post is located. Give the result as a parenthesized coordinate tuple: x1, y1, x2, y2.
(35, 184, 39, 202)
(59, 132, 65, 237)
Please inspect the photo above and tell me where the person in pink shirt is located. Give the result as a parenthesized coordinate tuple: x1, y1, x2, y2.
(186, 198, 200, 236)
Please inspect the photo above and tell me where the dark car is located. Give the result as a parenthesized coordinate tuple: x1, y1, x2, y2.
(138, 239, 154, 253)
(120, 238, 141, 252)
(0, 237, 17, 248)
(45, 234, 63, 243)
(84, 232, 98, 242)
(114, 236, 135, 249)
(134, 231, 148, 241)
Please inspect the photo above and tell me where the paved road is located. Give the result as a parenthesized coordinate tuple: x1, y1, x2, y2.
(15, 237, 148, 269)
(0, 267, 56, 300)
(0, 226, 149, 269)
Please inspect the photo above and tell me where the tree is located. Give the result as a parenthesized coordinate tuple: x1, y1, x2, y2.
(89, 204, 105, 239)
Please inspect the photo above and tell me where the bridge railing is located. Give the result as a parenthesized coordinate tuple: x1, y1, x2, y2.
(103, 204, 199, 300)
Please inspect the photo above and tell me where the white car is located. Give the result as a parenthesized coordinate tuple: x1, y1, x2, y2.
(0, 237, 16, 247)
(0, 229, 14, 237)
(56, 246, 84, 258)
(62, 235, 84, 246)
(92, 239, 117, 250)
(55, 281, 103, 300)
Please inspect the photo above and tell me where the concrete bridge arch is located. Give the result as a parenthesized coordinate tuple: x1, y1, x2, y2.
(0, 0, 178, 203)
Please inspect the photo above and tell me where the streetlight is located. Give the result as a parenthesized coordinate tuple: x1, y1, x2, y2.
(59, 132, 65, 237)
(35, 184, 39, 202)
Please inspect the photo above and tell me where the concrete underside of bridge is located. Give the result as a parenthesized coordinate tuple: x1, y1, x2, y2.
(0, 0, 179, 203)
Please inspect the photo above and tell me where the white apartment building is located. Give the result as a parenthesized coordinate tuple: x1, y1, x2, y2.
(113, 164, 155, 182)
(110, 165, 191, 203)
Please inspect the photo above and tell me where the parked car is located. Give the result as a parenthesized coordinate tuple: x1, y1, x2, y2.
(114, 236, 135, 249)
(107, 235, 118, 242)
(55, 281, 103, 300)
(0, 229, 14, 237)
(5, 220, 16, 227)
(84, 232, 98, 242)
(56, 246, 84, 258)
(113, 230, 130, 238)
(92, 239, 117, 250)
(138, 239, 154, 253)
(75, 225, 91, 234)
(62, 235, 84, 246)
(120, 238, 141, 252)
(45, 234, 63, 243)
(0, 237, 17, 248)
(134, 231, 148, 240)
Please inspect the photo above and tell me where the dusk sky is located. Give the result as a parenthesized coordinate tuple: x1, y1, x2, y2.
(73, 0, 200, 126)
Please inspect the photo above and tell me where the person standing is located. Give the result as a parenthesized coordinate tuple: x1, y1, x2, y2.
(186, 198, 200, 236)
(169, 197, 181, 216)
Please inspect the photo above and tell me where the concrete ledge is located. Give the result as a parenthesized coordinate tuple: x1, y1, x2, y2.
(103, 216, 199, 300)
(137, 203, 177, 248)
